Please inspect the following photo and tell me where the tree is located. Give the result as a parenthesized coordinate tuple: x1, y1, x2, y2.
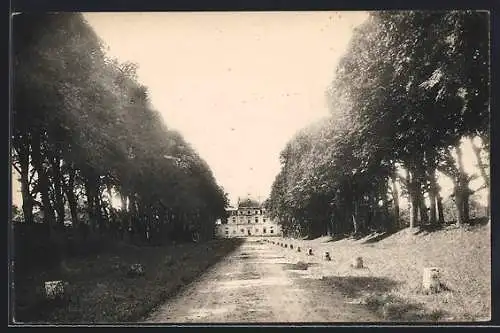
(268, 10, 489, 238)
(12, 12, 228, 247)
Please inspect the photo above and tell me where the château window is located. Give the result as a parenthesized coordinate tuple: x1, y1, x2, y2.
(263, 228, 266, 233)
(240, 229, 244, 233)
(263, 218, 267, 222)
(270, 229, 274, 234)
(248, 219, 251, 224)
(255, 217, 259, 223)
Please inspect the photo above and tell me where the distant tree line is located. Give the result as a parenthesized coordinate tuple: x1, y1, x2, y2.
(11, 13, 228, 246)
(266, 11, 489, 238)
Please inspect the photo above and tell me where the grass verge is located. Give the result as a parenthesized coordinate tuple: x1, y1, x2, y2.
(273, 223, 491, 322)
(14, 238, 243, 324)
(364, 292, 445, 321)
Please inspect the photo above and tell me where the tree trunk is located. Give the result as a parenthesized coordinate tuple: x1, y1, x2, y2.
(406, 169, 419, 229)
(454, 183, 465, 226)
(352, 200, 359, 235)
(390, 172, 400, 229)
(12, 122, 34, 224)
(15, 143, 34, 224)
(418, 191, 428, 225)
(105, 185, 114, 227)
(50, 157, 66, 225)
(129, 194, 137, 225)
(327, 211, 334, 236)
(437, 196, 445, 224)
(84, 176, 98, 231)
(63, 167, 79, 227)
(20, 170, 34, 224)
(413, 165, 428, 226)
(455, 145, 470, 225)
(120, 193, 127, 211)
(96, 185, 106, 233)
(428, 168, 439, 225)
(410, 192, 419, 228)
(31, 133, 55, 227)
(429, 192, 437, 225)
(470, 137, 490, 217)
(471, 137, 490, 188)
(333, 209, 340, 236)
(464, 191, 470, 222)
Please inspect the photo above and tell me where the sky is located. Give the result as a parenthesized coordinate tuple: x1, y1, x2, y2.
(11, 11, 488, 208)
(82, 11, 370, 205)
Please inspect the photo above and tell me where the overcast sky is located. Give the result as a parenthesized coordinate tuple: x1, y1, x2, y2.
(81, 11, 369, 205)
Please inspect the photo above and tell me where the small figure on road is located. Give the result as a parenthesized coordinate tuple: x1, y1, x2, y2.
(324, 252, 331, 261)
(308, 248, 313, 255)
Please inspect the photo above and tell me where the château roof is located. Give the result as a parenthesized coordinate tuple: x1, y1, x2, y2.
(237, 197, 261, 208)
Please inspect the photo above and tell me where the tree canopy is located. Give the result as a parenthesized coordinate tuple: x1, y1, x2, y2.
(12, 13, 228, 243)
(267, 11, 489, 238)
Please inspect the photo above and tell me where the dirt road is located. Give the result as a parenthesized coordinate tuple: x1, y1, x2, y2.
(144, 238, 379, 323)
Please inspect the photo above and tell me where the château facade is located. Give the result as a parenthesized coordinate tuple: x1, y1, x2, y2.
(215, 197, 282, 238)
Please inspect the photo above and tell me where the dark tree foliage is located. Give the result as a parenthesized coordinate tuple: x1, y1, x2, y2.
(267, 11, 489, 238)
(11, 13, 228, 247)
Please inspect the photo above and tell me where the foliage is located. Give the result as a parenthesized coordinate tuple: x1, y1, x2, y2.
(268, 11, 489, 238)
(12, 13, 227, 244)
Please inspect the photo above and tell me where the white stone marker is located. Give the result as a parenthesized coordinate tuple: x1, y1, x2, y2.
(44, 280, 65, 300)
(128, 263, 145, 277)
(422, 267, 441, 294)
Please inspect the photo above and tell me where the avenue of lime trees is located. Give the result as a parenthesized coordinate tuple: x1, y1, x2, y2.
(266, 11, 489, 238)
(12, 13, 228, 244)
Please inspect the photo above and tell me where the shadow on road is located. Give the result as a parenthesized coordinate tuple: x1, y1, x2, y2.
(282, 261, 319, 271)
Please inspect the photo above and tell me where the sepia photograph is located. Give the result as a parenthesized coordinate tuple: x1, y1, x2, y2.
(10, 10, 490, 324)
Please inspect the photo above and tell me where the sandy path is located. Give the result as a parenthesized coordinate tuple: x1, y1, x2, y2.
(144, 238, 378, 323)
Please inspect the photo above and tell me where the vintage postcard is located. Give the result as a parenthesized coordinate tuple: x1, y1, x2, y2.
(10, 11, 490, 324)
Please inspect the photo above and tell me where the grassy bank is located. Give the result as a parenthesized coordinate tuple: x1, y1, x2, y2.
(14, 238, 243, 324)
(272, 223, 491, 322)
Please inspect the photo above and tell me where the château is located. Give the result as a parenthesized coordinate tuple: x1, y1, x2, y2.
(215, 197, 282, 237)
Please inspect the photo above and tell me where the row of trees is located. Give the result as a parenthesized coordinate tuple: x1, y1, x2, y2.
(266, 11, 490, 238)
(12, 13, 228, 243)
